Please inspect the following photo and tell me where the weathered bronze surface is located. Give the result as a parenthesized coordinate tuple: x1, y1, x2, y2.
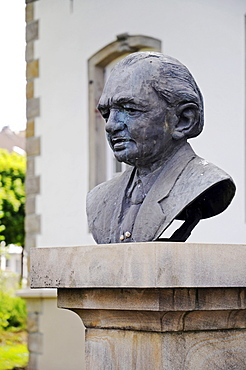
(87, 52, 235, 243)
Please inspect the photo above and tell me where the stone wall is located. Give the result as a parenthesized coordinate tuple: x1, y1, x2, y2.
(25, 0, 40, 253)
(24, 3, 85, 369)
(25, 1, 41, 367)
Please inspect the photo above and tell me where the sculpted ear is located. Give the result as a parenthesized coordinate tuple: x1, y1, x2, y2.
(172, 103, 200, 140)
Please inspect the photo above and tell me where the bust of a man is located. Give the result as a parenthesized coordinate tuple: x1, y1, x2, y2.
(87, 52, 235, 244)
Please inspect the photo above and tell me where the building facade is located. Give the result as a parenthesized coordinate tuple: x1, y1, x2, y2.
(25, 0, 246, 368)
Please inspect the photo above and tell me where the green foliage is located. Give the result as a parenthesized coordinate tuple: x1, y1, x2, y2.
(0, 149, 26, 246)
(0, 276, 28, 369)
(0, 344, 28, 369)
(0, 290, 27, 332)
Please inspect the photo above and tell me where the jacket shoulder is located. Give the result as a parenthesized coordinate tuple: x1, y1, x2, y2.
(175, 155, 236, 219)
(86, 176, 120, 218)
(87, 172, 124, 209)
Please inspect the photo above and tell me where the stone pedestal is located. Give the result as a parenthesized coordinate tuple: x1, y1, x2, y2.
(31, 242, 246, 369)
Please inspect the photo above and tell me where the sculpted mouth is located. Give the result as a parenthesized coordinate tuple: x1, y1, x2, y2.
(111, 137, 130, 150)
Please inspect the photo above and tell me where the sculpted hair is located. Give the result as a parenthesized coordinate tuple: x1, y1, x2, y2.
(113, 52, 204, 138)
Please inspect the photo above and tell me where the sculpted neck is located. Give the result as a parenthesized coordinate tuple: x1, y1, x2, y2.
(136, 140, 187, 177)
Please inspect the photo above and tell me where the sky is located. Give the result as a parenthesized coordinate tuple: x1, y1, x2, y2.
(0, 1, 26, 132)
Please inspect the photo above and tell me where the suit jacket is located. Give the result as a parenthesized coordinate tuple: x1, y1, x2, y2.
(87, 143, 235, 244)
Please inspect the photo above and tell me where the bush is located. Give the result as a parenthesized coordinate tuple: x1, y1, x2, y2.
(0, 272, 28, 369)
(0, 149, 26, 247)
(0, 343, 28, 370)
(0, 291, 27, 332)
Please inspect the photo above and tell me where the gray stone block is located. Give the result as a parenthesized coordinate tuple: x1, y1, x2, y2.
(28, 333, 43, 354)
(26, 20, 39, 42)
(25, 234, 36, 252)
(27, 98, 40, 119)
(25, 175, 40, 195)
(26, 136, 40, 157)
(26, 156, 35, 176)
(26, 195, 36, 215)
(27, 313, 39, 333)
(26, 42, 34, 62)
(26, 353, 38, 370)
(25, 214, 40, 234)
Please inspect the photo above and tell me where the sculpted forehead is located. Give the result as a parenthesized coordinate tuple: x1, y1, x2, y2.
(100, 59, 160, 104)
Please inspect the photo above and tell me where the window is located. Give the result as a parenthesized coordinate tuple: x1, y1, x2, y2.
(88, 33, 161, 189)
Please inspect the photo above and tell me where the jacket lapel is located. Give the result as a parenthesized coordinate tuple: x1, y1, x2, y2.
(132, 143, 196, 241)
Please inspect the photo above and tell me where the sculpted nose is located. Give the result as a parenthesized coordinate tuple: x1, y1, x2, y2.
(105, 109, 125, 134)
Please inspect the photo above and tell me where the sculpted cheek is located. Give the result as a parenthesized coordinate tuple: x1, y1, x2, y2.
(128, 120, 143, 137)
(118, 111, 128, 124)
(145, 124, 162, 140)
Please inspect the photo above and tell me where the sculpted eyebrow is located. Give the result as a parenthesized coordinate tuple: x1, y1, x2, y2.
(115, 97, 134, 104)
(97, 97, 147, 111)
(97, 103, 106, 111)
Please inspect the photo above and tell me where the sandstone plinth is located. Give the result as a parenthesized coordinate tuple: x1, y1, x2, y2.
(31, 242, 246, 369)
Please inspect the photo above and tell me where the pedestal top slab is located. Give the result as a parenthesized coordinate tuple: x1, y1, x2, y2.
(30, 242, 246, 288)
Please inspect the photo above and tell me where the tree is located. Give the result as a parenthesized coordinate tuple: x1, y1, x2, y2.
(0, 149, 26, 246)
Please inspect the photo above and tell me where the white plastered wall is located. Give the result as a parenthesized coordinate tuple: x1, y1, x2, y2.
(34, 0, 246, 246)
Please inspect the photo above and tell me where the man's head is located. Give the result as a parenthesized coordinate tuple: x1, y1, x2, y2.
(98, 52, 204, 169)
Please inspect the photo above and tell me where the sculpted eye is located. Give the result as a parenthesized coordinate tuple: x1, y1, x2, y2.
(101, 110, 110, 122)
(97, 104, 110, 122)
(124, 107, 138, 115)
